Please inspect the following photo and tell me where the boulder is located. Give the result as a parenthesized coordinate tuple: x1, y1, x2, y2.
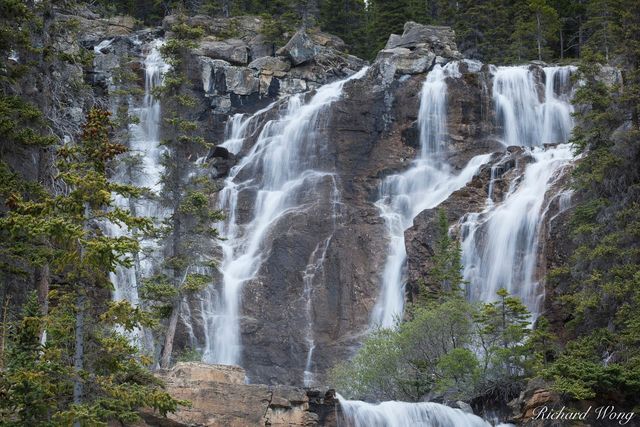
(224, 66, 259, 95)
(161, 361, 245, 385)
(508, 378, 562, 423)
(453, 401, 474, 414)
(376, 47, 435, 75)
(309, 30, 347, 51)
(277, 30, 319, 66)
(195, 37, 249, 65)
(248, 56, 291, 73)
(386, 21, 461, 60)
(248, 34, 275, 60)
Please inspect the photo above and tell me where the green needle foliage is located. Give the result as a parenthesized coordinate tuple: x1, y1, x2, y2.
(0, 109, 184, 426)
(141, 15, 224, 368)
(541, 0, 640, 405)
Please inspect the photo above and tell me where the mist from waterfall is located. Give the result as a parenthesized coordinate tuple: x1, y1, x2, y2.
(103, 39, 170, 351)
(461, 65, 576, 315)
(201, 68, 368, 366)
(372, 62, 491, 328)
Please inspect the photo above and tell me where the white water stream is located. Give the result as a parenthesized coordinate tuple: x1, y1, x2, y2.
(461, 65, 576, 314)
(372, 62, 491, 328)
(102, 39, 170, 351)
(341, 63, 576, 427)
(337, 395, 495, 427)
(494, 65, 575, 147)
(201, 68, 368, 366)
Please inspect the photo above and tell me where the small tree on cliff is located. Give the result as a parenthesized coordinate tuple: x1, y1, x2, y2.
(416, 208, 466, 305)
(474, 288, 534, 401)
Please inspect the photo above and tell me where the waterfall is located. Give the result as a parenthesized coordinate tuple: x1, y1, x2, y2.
(201, 68, 368, 366)
(460, 145, 573, 315)
(461, 65, 576, 315)
(102, 39, 170, 350)
(302, 235, 332, 386)
(493, 65, 576, 147)
(372, 62, 491, 328)
(337, 395, 494, 427)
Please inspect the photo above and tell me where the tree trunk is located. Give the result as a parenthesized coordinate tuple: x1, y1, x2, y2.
(160, 298, 181, 369)
(221, 0, 230, 17)
(73, 292, 85, 427)
(536, 12, 543, 61)
(0, 295, 10, 369)
(73, 203, 91, 426)
(35, 264, 50, 345)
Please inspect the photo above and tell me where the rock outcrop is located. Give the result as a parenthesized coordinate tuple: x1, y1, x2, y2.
(139, 363, 336, 426)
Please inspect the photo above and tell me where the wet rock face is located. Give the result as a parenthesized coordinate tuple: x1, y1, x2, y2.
(229, 29, 458, 385)
(405, 148, 531, 300)
(80, 13, 578, 390)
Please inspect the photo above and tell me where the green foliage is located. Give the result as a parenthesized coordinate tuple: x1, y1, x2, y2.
(541, 0, 640, 406)
(318, 0, 368, 57)
(420, 209, 466, 302)
(0, 96, 56, 148)
(331, 288, 535, 402)
(511, 0, 560, 61)
(0, 108, 184, 425)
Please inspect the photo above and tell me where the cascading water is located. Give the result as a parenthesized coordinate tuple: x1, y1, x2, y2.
(372, 62, 491, 328)
(102, 39, 170, 350)
(493, 65, 576, 147)
(337, 395, 494, 427)
(460, 65, 576, 315)
(201, 68, 368, 366)
(460, 144, 574, 315)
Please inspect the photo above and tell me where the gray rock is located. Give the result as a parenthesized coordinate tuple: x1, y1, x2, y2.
(248, 56, 291, 73)
(277, 30, 319, 66)
(200, 57, 232, 94)
(376, 47, 436, 75)
(278, 77, 307, 95)
(195, 37, 249, 65)
(384, 21, 462, 60)
(248, 34, 275, 60)
(454, 401, 474, 414)
(309, 30, 346, 51)
(225, 66, 259, 95)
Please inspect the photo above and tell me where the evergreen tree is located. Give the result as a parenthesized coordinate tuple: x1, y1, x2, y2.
(542, 0, 640, 404)
(367, 0, 411, 54)
(319, 0, 368, 57)
(511, 0, 560, 61)
(474, 289, 533, 401)
(0, 109, 183, 425)
(145, 17, 224, 368)
(417, 209, 465, 304)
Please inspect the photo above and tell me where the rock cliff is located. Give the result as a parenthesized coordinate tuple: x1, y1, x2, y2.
(12, 7, 578, 395)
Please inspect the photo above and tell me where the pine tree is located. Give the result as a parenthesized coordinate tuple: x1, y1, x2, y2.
(474, 289, 533, 400)
(367, 0, 411, 54)
(319, 0, 368, 57)
(511, 0, 560, 61)
(417, 209, 466, 304)
(147, 18, 224, 368)
(0, 109, 184, 425)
